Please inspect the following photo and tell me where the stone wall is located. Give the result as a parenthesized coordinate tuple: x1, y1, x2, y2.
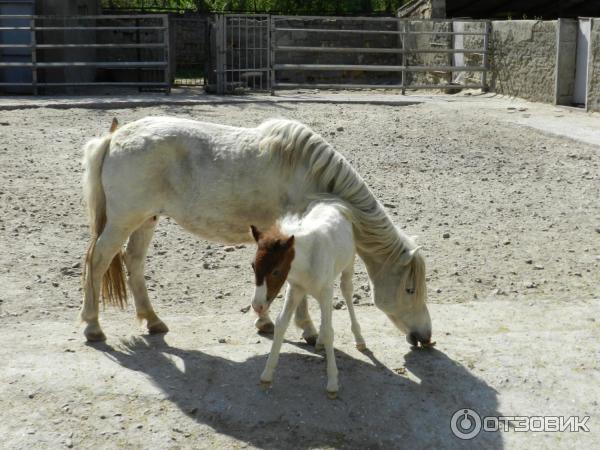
(488, 20, 557, 103)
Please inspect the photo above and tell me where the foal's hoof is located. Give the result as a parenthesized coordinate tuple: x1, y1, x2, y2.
(355, 342, 367, 352)
(326, 390, 338, 400)
(304, 334, 318, 346)
(84, 325, 106, 342)
(148, 320, 169, 334)
(257, 322, 274, 335)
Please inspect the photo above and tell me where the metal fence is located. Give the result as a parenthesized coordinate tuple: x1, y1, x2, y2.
(0, 14, 170, 94)
(213, 14, 489, 93)
(272, 16, 490, 92)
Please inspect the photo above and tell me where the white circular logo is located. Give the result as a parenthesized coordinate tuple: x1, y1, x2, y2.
(450, 408, 482, 440)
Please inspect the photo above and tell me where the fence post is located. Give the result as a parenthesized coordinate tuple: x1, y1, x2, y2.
(163, 15, 171, 94)
(481, 20, 490, 92)
(215, 14, 224, 94)
(401, 20, 406, 95)
(30, 17, 37, 95)
(269, 15, 275, 95)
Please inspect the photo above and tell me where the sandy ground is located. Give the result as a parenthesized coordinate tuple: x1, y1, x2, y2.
(0, 94, 599, 449)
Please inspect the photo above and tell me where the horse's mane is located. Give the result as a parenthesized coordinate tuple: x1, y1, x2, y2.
(257, 118, 420, 270)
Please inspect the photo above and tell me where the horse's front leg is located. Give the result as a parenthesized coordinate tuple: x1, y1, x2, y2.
(316, 285, 339, 399)
(294, 295, 318, 345)
(260, 284, 305, 387)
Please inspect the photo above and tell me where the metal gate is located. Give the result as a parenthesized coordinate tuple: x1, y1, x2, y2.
(214, 14, 270, 94)
(213, 15, 489, 94)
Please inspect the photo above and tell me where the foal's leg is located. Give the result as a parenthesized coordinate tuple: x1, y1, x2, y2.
(260, 284, 305, 386)
(340, 266, 366, 350)
(81, 222, 132, 341)
(124, 217, 168, 334)
(316, 285, 339, 398)
(294, 295, 318, 345)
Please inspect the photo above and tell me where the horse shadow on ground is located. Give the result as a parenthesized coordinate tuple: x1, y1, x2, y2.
(92, 335, 502, 449)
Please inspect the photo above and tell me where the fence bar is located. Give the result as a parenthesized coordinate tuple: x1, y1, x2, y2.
(274, 46, 487, 54)
(274, 64, 486, 72)
(274, 27, 486, 36)
(274, 83, 485, 89)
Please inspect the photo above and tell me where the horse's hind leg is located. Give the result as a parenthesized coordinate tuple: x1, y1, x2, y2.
(124, 217, 168, 334)
(340, 266, 366, 351)
(294, 295, 318, 345)
(81, 223, 132, 341)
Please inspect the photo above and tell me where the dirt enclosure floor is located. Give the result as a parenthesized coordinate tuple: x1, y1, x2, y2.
(0, 94, 599, 449)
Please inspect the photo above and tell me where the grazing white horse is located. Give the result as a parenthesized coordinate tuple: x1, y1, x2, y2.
(81, 116, 432, 345)
(250, 201, 371, 398)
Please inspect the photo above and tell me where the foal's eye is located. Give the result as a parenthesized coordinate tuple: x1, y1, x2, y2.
(406, 288, 415, 295)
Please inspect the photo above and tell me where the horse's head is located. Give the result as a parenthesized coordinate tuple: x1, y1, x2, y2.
(249, 225, 295, 315)
(363, 248, 433, 348)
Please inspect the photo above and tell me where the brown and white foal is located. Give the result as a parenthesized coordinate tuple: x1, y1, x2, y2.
(250, 202, 365, 399)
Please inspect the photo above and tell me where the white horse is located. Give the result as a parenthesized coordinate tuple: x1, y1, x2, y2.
(80, 116, 432, 345)
(250, 201, 371, 398)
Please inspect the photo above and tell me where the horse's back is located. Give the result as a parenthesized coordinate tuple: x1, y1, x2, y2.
(98, 116, 282, 241)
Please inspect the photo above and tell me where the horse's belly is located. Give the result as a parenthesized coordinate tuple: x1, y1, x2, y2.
(172, 197, 281, 244)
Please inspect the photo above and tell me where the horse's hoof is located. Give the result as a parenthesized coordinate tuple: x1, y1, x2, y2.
(148, 320, 169, 334)
(326, 390, 338, 400)
(257, 322, 274, 335)
(84, 324, 106, 342)
(304, 334, 318, 346)
(355, 342, 367, 352)
(259, 380, 272, 390)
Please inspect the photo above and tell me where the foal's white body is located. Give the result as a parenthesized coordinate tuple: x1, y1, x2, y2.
(254, 202, 365, 397)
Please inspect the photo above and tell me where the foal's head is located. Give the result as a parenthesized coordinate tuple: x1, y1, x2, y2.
(250, 225, 295, 314)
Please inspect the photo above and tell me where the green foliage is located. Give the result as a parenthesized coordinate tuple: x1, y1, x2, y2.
(102, 0, 408, 14)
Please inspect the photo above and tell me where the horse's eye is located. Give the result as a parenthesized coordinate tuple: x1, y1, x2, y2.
(272, 269, 281, 277)
(406, 288, 415, 294)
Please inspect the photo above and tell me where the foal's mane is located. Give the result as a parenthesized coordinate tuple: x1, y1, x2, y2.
(257, 118, 419, 269)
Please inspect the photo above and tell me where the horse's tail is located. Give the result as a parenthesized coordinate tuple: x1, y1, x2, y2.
(81, 124, 127, 309)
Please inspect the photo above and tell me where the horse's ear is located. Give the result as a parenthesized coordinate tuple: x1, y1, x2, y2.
(284, 235, 295, 249)
(399, 246, 421, 266)
(109, 117, 119, 133)
(250, 225, 261, 242)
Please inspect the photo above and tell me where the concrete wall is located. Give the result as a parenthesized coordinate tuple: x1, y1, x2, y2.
(488, 20, 557, 103)
(587, 19, 600, 112)
(554, 19, 578, 106)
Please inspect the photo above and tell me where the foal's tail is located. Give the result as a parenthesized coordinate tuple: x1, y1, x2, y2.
(81, 121, 127, 308)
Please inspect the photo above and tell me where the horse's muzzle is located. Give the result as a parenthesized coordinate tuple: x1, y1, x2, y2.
(407, 331, 435, 348)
